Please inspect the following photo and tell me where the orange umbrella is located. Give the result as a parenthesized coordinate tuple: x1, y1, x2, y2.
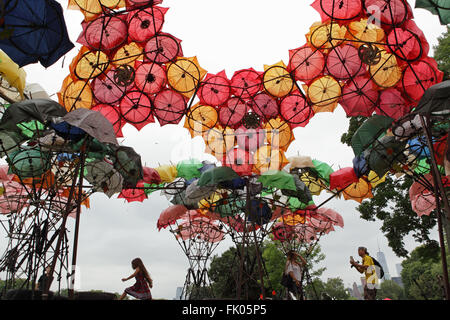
(68, 0, 126, 21)
(264, 117, 294, 150)
(307, 21, 347, 50)
(113, 42, 143, 66)
(346, 19, 385, 47)
(342, 178, 373, 203)
(263, 61, 294, 98)
(306, 75, 341, 113)
(166, 56, 207, 98)
(369, 50, 402, 88)
(204, 126, 235, 159)
(71, 47, 110, 80)
(184, 103, 218, 137)
(253, 146, 288, 174)
(58, 76, 93, 111)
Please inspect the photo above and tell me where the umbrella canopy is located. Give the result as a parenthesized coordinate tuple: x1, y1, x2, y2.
(0, 130, 23, 157)
(198, 70, 231, 107)
(85, 160, 124, 198)
(310, 159, 334, 184)
(222, 148, 253, 176)
(110, 145, 143, 187)
(176, 159, 203, 180)
(257, 170, 297, 191)
(281, 174, 313, 204)
(118, 181, 147, 203)
(415, 0, 450, 25)
(414, 80, 450, 116)
(155, 164, 178, 183)
(342, 178, 373, 203)
(288, 44, 324, 81)
(7, 147, 51, 178)
(351, 115, 394, 156)
(249, 93, 279, 120)
(340, 76, 379, 117)
(367, 135, 407, 177)
(329, 167, 359, 190)
(157, 204, 188, 230)
(0, 49, 26, 95)
(197, 166, 240, 187)
(185, 179, 217, 206)
(248, 199, 272, 226)
(288, 155, 314, 169)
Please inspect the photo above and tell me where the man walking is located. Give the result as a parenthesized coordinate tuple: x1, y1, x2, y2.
(350, 247, 378, 300)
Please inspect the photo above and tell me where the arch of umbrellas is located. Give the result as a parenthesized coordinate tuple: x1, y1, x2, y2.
(0, 0, 449, 300)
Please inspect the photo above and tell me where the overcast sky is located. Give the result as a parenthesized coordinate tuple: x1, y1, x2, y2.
(0, 0, 447, 299)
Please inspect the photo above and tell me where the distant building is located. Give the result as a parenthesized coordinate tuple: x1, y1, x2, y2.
(174, 287, 184, 300)
(396, 263, 403, 277)
(391, 277, 404, 288)
(351, 282, 363, 300)
(376, 251, 391, 280)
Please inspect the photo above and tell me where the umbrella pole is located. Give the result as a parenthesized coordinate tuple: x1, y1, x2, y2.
(43, 157, 82, 300)
(419, 115, 450, 300)
(68, 143, 87, 299)
(252, 226, 266, 299)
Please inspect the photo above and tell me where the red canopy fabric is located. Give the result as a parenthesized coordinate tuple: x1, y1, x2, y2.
(312, 0, 362, 21)
(248, 93, 279, 120)
(230, 68, 262, 99)
(144, 33, 183, 63)
(92, 69, 128, 104)
(280, 91, 314, 128)
(91, 103, 124, 138)
(134, 61, 167, 94)
(218, 97, 247, 127)
(288, 44, 324, 82)
(329, 167, 358, 190)
(127, 6, 168, 42)
(153, 89, 187, 125)
(79, 15, 128, 51)
(119, 90, 155, 130)
(222, 148, 253, 176)
(326, 44, 362, 80)
(340, 76, 379, 117)
(198, 70, 231, 107)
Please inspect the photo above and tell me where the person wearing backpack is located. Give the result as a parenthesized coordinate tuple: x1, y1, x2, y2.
(350, 247, 381, 300)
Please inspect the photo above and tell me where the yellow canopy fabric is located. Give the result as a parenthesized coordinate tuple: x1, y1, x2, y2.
(347, 19, 385, 47)
(68, 0, 126, 21)
(0, 49, 26, 96)
(342, 178, 373, 203)
(58, 76, 93, 111)
(155, 165, 178, 183)
(264, 117, 294, 150)
(184, 103, 218, 137)
(263, 61, 293, 98)
(369, 50, 402, 88)
(367, 170, 387, 188)
(167, 56, 207, 98)
(113, 42, 143, 66)
(253, 146, 288, 174)
(205, 126, 235, 158)
(306, 75, 341, 111)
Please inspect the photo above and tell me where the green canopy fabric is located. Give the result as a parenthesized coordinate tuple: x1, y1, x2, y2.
(144, 183, 165, 196)
(17, 120, 45, 138)
(415, 0, 450, 25)
(176, 159, 203, 180)
(71, 138, 111, 161)
(414, 158, 445, 175)
(197, 166, 239, 186)
(281, 174, 313, 204)
(257, 170, 297, 191)
(213, 197, 246, 217)
(351, 115, 393, 156)
(367, 136, 407, 177)
(7, 146, 51, 178)
(0, 130, 23, 157)
(310, 159, 334, 184)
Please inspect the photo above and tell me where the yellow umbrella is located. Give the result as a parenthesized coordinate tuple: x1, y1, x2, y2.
(113, 42, 143, 66)
(264, 117, 294, 150)
(184, 103, 218, 137)
(367, 170, 387, 188)
(347, 19, 385, 47)
(306, 75, 341, 112)
(299, 171, 325, 196)
(155, 165, 178, 183)
(342, 178, 373, 203)
(369, 50, 402, 88)
(253, 146, 288, 174)
(263, 61, 294, 98)
(0, 49, 26, 96)
(58, 76, 93, 111)
(167, 56, 207, 98)
(72, 49, 110, 80)
(199, 191, 223, 210)
(68, 0, 126, 21)
(279, 212, 306, 226)
(307, 22, 347, 50)
(204, 126, 235, 159)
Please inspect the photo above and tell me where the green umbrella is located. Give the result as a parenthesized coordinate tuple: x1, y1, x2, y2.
(176, 159, 203, 180)
(281, 174, 313, 204)
(212, 197, 246, 217)
(414, 158, 445, 175)
(415, 0, 450, 25)
(197, 166, 239, 186)
(71, 137, 111, 161)
(7, 146, 51, 178)
(0, 130, 23, 157)
(17, 120, 45, 138)
(367, 136, 407, 177)
(257, 170, 297, 191)
(143, 182, 165, 196)
(310, 159, 334, 184)
(351, 115, 393, 156)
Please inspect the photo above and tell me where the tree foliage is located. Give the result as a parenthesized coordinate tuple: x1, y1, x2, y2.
(304, 277, 351, 300)
(376, 280, 406, 300)
(434, 26, 450, 81)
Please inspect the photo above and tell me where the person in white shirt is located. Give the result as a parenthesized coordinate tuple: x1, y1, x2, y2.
(285, 250, 307, 299)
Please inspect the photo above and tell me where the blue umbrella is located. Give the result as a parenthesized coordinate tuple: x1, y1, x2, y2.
(352, 155, 369, 178)
(0, 0, 74, 67)
(50, 121, 86, 141)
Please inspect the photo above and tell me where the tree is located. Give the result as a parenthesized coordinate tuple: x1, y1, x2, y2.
(376, 280, 406, 300)
(400, 242, 448, 300)
(304, 277, 351, 300)
(433, 26, 450, 81)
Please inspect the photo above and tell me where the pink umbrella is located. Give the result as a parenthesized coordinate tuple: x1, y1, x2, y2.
(235, 126, 265, 152)
(411, 192, 436, 217)
(248, 93, 278, 120)
(288, 44, 324, 82)
(91, 104, 124, 138)
(79, 15, 128, 51)
(230, 68, 262, 100)
(218, 97, 247, 127)
(280, 91, 314, 128)
(271, 222, 295, 242)
(329, 167, 359, 190)
(144, 33, 183, 64)
(134, 61, 167, 94)
(92, 69, 128, 105)
(340, 76, 379, 117)
(222, 148, 253, 176)
(326, 44, 362, 80)
(127, 6, 168, 42)
(375, 88, 409, 120)
(316, 207, 344, 228)
(157, 204, 188, 230)
(142, 167, 161, 184)
(198, 70, 231, 107)
(363, 0, 411, 26)
(0, 165, 14, 182)
(119, 90, 155, 130)
(153, 89, 187, 126)
(127, 0, 163, 9)
(312, 0, 362, 21)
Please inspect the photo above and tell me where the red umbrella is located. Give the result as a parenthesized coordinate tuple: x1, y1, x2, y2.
(127, 0, 163, 8)
(316, 207, 344, 228)
(363, 0, 411, 26)
(198, 70, 231, 107)
(288, 44, 324, 82)
(248, 93, 278, 120)
(134, 61, 167, 94)
(376, 88, 409, 120)
(91, 103, 124, 138)
(312, 0, 362, 21)
(127, 6, 168, 43)
(280, 91, 314, 128)
(119, 90, 155, 130)
(118, 181, 148, 203)
(402, 57, 444, 102)
(153, 89, 187, 125)
(218, 97, 247, 127)
(142, 167, 161, 184)
(329, 167, 358, 190)
(92, 69, 128, 105)
(387, 23, 424, 62)
(326, 44, 362, 80)
(340, 76, 379, 117)
(271, 222, 295, 242)
(223, 148, 253, 176)
(235, 126, 265, 152)
(157, 204, 188, 230)
(79, 15, 128, 51)
(144, 33, 183, 64)
(230, 68, 262, 100)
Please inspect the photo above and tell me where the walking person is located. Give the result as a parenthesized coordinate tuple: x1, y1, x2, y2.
(284, 250, 307, 300)
(120, 258, 153, 300)
(350, 247, 378, 300)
